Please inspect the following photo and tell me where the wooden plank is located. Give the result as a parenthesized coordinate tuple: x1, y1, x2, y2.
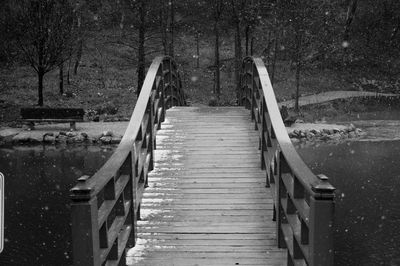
(127, 258, 286, 266)
(138, 233, 278, 240)
(126, 107, 286, 265)
(141, 198, 272, 204)
(142, 188, 268, 193)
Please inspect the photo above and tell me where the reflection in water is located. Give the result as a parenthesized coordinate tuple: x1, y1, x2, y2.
(0, 145, 115, 266)
(297, 141, 400, 266)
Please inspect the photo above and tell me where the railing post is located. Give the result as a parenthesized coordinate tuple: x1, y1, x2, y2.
(70, 177, 100, 266)
(238, 68, 243, 105)
(309, 174, 335, 266)
(277, 151, 289, 248)
(122, 152, 137, 248)
(160, 63, 166, 123)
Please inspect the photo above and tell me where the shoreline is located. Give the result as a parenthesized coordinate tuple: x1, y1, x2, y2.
(0, 121, 128, 145)
(0, 120, 366, 146)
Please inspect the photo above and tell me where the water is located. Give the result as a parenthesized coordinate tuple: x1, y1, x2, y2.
(297, 140, 400, 266)
(0, 141, 398, 265)
(0, 145, 115, 266)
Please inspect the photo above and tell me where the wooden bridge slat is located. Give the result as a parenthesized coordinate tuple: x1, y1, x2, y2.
(127, 107, 286, 265)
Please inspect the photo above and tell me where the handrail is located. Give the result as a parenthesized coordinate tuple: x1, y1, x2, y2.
(239, 57, 335, 266)
(69, 56, 186, 266)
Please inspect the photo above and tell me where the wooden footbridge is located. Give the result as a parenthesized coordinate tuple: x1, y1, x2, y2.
(70, 57, 336, 266)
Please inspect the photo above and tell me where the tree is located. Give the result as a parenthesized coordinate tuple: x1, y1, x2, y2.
(137, 0, 146, 96)
(11, 0, 75, 106)
(169, 0, 175, 57)
(229, 0, 264, 100)
(278, 0, 318, 111)
(230, 0, 245, 102)
(157, 0, 176, 57)
(343, 0, 358, 44)
(0, 2, 17, 65)
(213, 0, 225, 100)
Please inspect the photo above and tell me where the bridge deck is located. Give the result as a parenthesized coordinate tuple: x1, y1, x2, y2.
(127, 107, 286, 266)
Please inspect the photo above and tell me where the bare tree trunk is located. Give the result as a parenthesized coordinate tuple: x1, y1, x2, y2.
(234, 20, 242, 102)
(271, 37, 279, 85)
(137, 0, 146, 97)
(159, 0, 168, 54)
(295, 33, 302, 112)
(390, 18, 400, 44)
(343, 0, 358, 43)
(214, 21, 220, 100)
(250, 37, 254, 56)
(265, 31, 272, 67)
(119, 11, 125, 31)
(245, 25, 250, 56)
(295, 61, 301, 112)
(67, 56, 71, 84)
(74, 38, 83, 75)
(59, 63, 64, 95)
(66, 43, 73, 84)
(74, 13, 83, 75)
(38, 68, 44, 106)
(169, 0, 174, 57)
(196, 32, 200, 68)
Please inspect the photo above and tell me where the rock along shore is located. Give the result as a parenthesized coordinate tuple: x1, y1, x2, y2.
(287, 122, 364, 143)
(0, 122, 128, 145)
(0, 121, 364, 146)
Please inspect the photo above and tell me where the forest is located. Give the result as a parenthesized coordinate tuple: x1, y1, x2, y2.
(0, 0, 399, 123)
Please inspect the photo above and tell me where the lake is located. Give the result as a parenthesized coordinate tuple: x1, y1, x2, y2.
(0, 141, 399, 265)
(297, 140, 400, 266)
(0, 145, 115, 266)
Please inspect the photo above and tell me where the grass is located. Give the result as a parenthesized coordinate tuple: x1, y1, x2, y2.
(0, 29, 398, 127)
(0, 29, 138, 126)
(299, 97, 400, 123)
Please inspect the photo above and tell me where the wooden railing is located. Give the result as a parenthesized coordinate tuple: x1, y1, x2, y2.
(70, 56, 186, 266)
(239, 57, 336, 266)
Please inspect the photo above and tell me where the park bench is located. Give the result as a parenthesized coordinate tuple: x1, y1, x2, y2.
(20, 107, 85, 131)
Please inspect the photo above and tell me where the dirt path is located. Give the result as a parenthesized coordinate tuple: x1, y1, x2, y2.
(279, 91, 399, 108)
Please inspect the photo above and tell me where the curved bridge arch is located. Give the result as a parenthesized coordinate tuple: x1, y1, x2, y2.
(240, 57, 336, 266)
(68, 55, 335, 266)
(70, 56, 186, 266)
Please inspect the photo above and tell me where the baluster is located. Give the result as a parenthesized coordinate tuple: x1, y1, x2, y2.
(147, 98, 155, 173)
(301, 218, 309, 245)
(260, 99, 267, 173)
(131, 148, 139, 242)
(108, 239, 118, 260)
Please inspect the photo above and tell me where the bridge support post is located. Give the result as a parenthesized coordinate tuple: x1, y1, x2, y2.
(309, 175, 335, 266)
(276, 151, 289, 248)
(70, 195, 100, 266)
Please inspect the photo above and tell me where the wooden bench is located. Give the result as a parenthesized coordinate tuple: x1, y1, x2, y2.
(20, 107, 85, 131)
